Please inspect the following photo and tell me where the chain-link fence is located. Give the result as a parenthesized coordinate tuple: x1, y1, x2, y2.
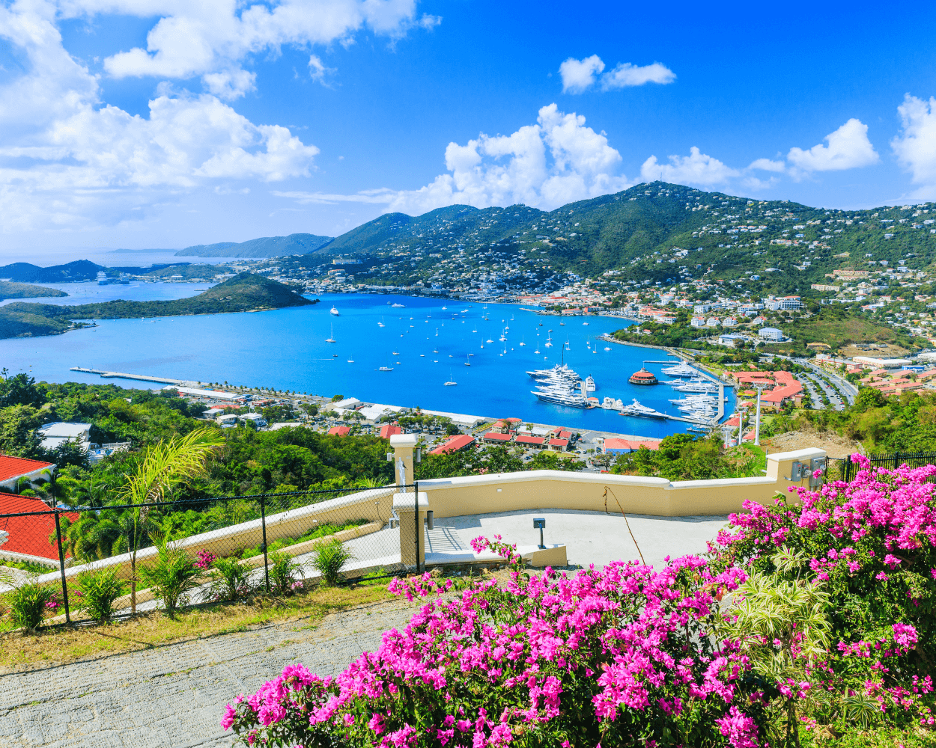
(0, 483, 421, 628)
(825, 452, 936, 482)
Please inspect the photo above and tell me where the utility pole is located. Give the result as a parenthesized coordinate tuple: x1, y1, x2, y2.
(753, 382, 768, 446)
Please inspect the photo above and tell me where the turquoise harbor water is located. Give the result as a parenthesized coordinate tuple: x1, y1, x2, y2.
(0, 288, 734, 438)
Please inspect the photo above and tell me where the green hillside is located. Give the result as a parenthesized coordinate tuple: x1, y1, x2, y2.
(295, 182, 936, 294)
(177, 233, 333, 258)
(0, 273, 315, 339)
(0, 281, 67, 301)
(0, 260, 102, 283)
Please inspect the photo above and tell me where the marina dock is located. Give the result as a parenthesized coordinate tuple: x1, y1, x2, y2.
(70, 368, 201, 387)
(639, 360, 729, 426)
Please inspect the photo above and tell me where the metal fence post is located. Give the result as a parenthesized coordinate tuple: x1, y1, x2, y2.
(53, 510, 70, 624)
(414, 481, 420, 575)
(894, 452, 900, 471)
(260, 496, 270, 592)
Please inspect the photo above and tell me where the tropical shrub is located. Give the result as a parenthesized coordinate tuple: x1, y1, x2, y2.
(268, 551, 303, 596)
(5, 579, 58, 632)
(139, 539, 200, 615)
(209, 555, 254, 602)
(75, 566, 125, 623)
(309, 538, 351, 586)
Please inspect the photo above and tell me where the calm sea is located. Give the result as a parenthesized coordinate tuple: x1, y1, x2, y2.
(0, 284, 734, 438)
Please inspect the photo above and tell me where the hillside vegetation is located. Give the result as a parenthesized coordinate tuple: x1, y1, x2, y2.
(295, 181, 936, 294)
(0, 281, 67, 301)
(0, 273, 314, 339)
(176, 233, 333, 258)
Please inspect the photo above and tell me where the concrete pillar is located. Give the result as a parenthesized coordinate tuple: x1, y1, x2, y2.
(394, 491, 428, 568)
(765, 447, 826, 492)
(390, 434, 417, 489)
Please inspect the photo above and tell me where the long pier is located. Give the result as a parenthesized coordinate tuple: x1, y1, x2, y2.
(639, 360, 730, 426)
(70, 368, 200, 386)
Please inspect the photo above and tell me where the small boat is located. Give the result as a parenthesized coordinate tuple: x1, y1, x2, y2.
(378, 317, 385, 327)
(347, 354, 354, 363)
(326, 323, 336, 343)
(604, 347, 611, 351)
(519, 337, 526, 346)
(379, 366, 393, 372)
(392, 351, 400, 355)
(464, 355, 471, 367)
(391, 303, 405, 308)
(330, 306, 339, 316)
(444, 369, 457, 386)
(583, 322, 589, 326)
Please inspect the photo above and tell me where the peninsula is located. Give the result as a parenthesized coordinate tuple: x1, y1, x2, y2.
(0, 281, 67, 301)
(0, 273, 315, 340)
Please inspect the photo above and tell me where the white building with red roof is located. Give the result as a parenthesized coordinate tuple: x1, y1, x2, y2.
(0, 454, 56, 492)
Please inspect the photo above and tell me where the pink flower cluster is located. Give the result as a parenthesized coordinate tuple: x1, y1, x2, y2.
(194, 549, 217, 570)
(224, 551, 761, 747)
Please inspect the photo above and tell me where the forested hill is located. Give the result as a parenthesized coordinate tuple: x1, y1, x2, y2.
(0, 260, 102, 283)
(0, 281, 67, 301)
(0, 273, 315, 339)
(307, 182, 936, 292)
(176, 233, 333, 258)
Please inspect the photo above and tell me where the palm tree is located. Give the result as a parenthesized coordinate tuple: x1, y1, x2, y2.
(118, 428, 223, 613)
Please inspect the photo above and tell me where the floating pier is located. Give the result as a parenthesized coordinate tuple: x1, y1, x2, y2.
(70, 368, 199, 386)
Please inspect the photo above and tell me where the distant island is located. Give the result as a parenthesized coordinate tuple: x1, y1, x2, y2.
(0, 259, 101, 283)
(107, 248, 178, 254)
(0, 273, 316, 340)
(176, 233, 333, 258)
(0, 281, 67, 301)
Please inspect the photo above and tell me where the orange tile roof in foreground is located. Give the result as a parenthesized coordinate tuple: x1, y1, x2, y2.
(0, 494, 77, 561)
(0, 455, 55, 483)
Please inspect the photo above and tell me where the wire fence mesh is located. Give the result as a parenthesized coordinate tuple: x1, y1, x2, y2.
(0, 483, 419, 629)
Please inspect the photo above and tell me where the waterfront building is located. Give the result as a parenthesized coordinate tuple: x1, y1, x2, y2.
(628, 368, 658, 386)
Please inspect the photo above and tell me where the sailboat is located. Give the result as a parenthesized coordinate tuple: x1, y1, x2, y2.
(347, 353, 354, 363)
(464, 354, 471, 367)
(444, 370, 457, 386)
(378, 317, 385, 328)
(519, 336, 526, 346)
(326, 324, 336, 343)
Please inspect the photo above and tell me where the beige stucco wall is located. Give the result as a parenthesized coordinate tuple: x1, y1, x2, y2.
(414, 448, 826, 519)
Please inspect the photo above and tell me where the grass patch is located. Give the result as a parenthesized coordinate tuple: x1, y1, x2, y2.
(0, 581, 393, 674)
(240, 519, 368, 559)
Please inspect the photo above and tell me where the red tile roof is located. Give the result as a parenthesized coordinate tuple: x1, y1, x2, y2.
(428, 435, 475, 454)
(514, 435, 545, 445)
(549, 438, 569, 448)
(483, 432, 512, 442)
(0, 494, 77, 561)
(0, 455, 55, 483)
(378, 423, 403, 439)
(327, 426, 350, 437)
(604, 438, 661, 452)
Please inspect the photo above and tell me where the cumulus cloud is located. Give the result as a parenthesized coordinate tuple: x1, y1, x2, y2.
(77, 0, 436, 93)
(347, 104, 634, 215)
(749, 157, 786, 173)
(0, 2, 318, 232)
(787, 118, 879, 173)
(601, 62, 675, 90)
(308, 55, 335, 85)
(559, 55, 605, 93)
(640, 146, 739, 186)
(560, 55, 674, 94)
(892, 94, 936, 198)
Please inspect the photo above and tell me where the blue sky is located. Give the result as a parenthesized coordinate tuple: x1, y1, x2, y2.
(2, 0, 936, 255)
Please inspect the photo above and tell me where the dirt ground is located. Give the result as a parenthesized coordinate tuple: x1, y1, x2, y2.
(840, 343, 909, 358)
(764, 429, 862, 459)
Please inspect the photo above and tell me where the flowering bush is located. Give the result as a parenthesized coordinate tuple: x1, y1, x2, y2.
(223, 460, 936, 747)
(710, 457, 936, 739)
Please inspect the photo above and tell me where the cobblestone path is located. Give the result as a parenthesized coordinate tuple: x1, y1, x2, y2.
(0, 600, 420, 748)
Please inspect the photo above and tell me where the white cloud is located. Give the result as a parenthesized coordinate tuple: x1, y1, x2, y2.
(560, 55, 675, 94)
(321, 104, 633, 215)
(640, 146, 739, 186)
(749, 157, 786, 173)
(0, 2, 319, 232)
(787, 118, 879, 173)
(203, 69, 257, 101)
(559, 55, 604, 93)
(892, 94, 936, 198)
(308, 55, 335, 85)
(601, 62, 675, 90)
(72, 0, 437, 95)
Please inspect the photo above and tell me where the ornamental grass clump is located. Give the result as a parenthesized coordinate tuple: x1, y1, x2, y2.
(4, 577, 58, 633)
(268, 551, 303, 596)
(75, 566, 125, 624)
(208, 556, 255, 602)
(309, 539, 352, 587)
(139, 538, 200, 616)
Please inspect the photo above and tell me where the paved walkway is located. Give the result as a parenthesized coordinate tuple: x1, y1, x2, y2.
(0, 600, 421, 748)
